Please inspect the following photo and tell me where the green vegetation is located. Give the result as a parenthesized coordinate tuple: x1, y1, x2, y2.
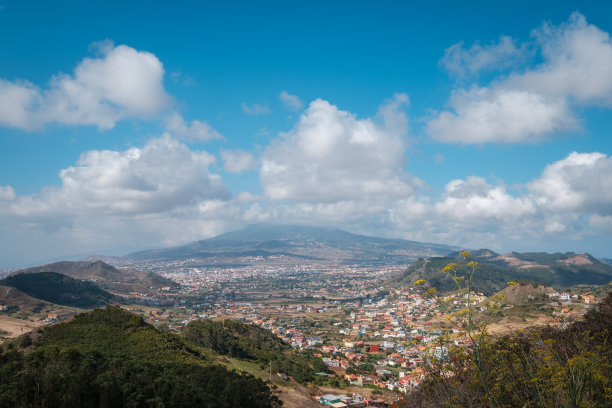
(395, 251, 612, 295)
(0, 272, 118, 308)
(183, 318, 287, 360)
(0, 306, 281, 407)
(183, 319, 326, 384)
(396, 257, 507, 294)
(400, 291, 612, 408)
(14, 260, 178, 295)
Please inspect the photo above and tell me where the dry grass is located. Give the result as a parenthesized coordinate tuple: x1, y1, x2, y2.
(0, 316, 43, 340)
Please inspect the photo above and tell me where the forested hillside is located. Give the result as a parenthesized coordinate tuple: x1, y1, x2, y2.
(14, 260, 178, 295)
(184, 319, 328, 384)
(394, 251, 612, 294)
(0, 306, 281, 408)
(0, 272, 118, 308)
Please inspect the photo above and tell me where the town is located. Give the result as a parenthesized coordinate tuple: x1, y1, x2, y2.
(104, 256, 594, 407)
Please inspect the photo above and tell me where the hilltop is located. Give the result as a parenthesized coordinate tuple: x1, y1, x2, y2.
(0, 306, 281, 407)
(13, 260, 178, 295)
(394, 250, 612, 294)
(123, 224, 459, 267)
(0, 272, 117, 308)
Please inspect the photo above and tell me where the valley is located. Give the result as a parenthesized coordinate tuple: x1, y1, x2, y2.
(1, 226, 611, 407)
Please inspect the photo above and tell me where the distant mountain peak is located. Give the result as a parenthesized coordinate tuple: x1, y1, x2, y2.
(124, 223, 460, 266)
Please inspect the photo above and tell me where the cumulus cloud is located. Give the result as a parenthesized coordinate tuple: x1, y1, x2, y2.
(221, 149, 258, 173)
(435, 176, 536, 222)
(279, 90, 303, 109)
(0, 43, 170, 131)
(165, 112, 223, 141)
(260, 95, 421, 202)
(441, 35, 529, 78)
(511, 12, 612, 105)
(241, 102, 271, 115)
(2, 135, 229, 218)
(427, 87, 576, 144)
(528, 151, 612, 215)
(428, 12, 612, 144)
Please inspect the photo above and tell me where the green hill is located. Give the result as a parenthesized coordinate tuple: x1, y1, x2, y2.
(0, 272, 118, 308)
(393, 256, 510, 295)
(184, 318, 288, 360)
(0, 306, 280, 408)
(184, 319, 327, 384)
(15, 260, 178, 295)
(394, 251, 612, 295)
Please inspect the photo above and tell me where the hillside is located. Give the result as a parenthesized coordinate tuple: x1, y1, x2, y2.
(124, 224, 459, 266)
(14, 260, 178, 295)
(0, 306, 280, 407)
(394, 251, 612, 294)
(399, 292, 612, 407)
(183, 319, 327, 384)
(0, 272, 118, 308)
(0, 284, 53, 313)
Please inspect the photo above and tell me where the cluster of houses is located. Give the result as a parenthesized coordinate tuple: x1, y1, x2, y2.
(315, 393, 388, 407)
(548, 291, 596, 304)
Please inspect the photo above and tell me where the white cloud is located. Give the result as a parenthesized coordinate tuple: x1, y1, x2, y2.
(165, 112, 223, 141)
(441, 35, 529, 78)
(279, 90, 303, 109)
(435, 176, 536, 222)
(0, 80, 41, 130)
(0, 43, 170, 131)
(241, 102, 271, 115)
(260, 95, 421, 202)
(221, 149, 258, 173)
(427, 87, 576, 144)
(528, 151, 612, 215)
(511, 12, 612, 106)
(428, 12, 612, 144)
(2, 135, 229, 218)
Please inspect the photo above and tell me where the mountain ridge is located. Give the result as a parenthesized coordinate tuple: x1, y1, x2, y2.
(124, 224, 460, 266)
(394, 250, 612, 294)
(12, 260, 178, 295)
(0, 271, 117, 308)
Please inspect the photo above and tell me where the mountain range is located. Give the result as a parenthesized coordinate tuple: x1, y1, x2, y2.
(123, 224, 460, 266)
(394, 249, 612, 294)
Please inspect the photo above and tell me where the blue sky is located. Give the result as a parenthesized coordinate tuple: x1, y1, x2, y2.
(1, 1, 612, 267)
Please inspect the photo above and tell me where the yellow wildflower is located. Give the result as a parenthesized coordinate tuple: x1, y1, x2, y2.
(442, 262, 457, 272)
(424, 288, 438, 297)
